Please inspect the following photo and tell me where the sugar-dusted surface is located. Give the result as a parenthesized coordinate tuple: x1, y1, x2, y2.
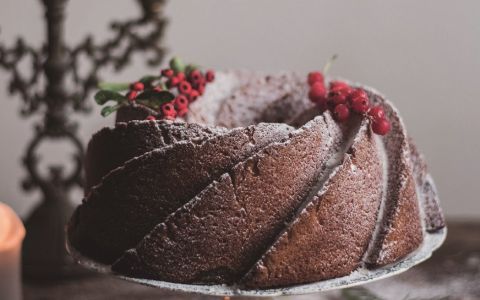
(214, 72, 309, 128)
(187, 71, 255, 126)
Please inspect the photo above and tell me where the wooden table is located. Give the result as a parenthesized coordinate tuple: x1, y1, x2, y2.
(23, 221, 480, 300)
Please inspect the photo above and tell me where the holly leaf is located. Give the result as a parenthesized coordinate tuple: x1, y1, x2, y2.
(137, 90, 175, 108)
(140, 75, 160, 85)
(137, 90, 175, 102)
(101, 103, 124, 117)
(97, 82, 130, 92)
(95, 90, 128, 105)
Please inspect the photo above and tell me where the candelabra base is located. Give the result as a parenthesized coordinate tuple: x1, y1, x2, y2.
(22, 199, 90, 280)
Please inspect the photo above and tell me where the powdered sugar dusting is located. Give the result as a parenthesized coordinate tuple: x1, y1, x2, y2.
(187, 71, 249, 126)
(363, 134, 389, 264)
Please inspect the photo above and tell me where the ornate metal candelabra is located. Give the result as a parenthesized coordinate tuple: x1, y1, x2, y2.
(0, 0, 167, 278)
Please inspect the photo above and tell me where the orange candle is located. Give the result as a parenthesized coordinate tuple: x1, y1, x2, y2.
(0, 202, 25, 300)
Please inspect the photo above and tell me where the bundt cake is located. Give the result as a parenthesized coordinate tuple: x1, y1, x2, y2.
(68, 70, 445, 289)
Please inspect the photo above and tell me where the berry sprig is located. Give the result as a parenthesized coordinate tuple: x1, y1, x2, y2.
(307, 59, 391, 135)
(94, 56, 215, 120)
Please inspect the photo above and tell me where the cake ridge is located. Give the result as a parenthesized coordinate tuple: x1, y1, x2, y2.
(408, 138, 445, 232)
(84, 130, 220, 198)
(241, 119, 383, 287)
(111, 114, 349, 283)
(84, 120, 229, 194)
(228, 112, 361, 273)
(85, 122, 292, 198)
(239, 116, 365, 281)
(69, 122, 294, 263)
(362, 89, 423, 267)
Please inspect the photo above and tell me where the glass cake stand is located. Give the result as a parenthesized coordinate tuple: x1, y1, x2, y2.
(66, 228, 446, 298)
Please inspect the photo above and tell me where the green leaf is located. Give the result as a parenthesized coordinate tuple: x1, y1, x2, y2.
(101, 103, 125, 117)
(169, 56, 185, 73)
(137, 90, 175, 108)
(98, 82, 130, 92)
(137, 90, 175, 102)
(94, 90, 127, 105)
(139, 75, 160, 85)
(185, 64, 200, 75)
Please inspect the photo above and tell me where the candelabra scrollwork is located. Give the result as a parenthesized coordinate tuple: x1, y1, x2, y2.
(0, 0, 167, 277)
(69, 0, 167, 114)
(0, 36, 44, 116)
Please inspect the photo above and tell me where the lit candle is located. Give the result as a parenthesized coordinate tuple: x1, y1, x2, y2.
(0, 202, 25, 300)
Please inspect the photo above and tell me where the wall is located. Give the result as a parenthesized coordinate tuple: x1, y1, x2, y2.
(0, 0, 479, 219)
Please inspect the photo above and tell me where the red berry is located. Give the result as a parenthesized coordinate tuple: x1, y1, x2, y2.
(308, 82, 327, 104)
(146, 115, 156, 121)
(349, 89, 370, 113)
(191, 78, 205, 89)
(177, 107, 189, 117)
(196, 83, 206, 95)
(131, 81, 144, 91)
(308, 72, 324, 86)
(371, 118, 391, 135)
(329, 81, 350, 90)
(188, 90, 200, 102)
(161, 69, 174, 78)
(153, 86, 163, 92)
(351, 97, 370, 113)
(348, 88, 368, 102)
(333, 104, 350, 122)
(368, 105, 386, 121)
(161, 102, 177, 118)
(176, 72, 186, 82)
(206, 70, 215, 83)
(178, 81, 192, 95)
(174, 95, 189, 110)
(328, 85, 352, 106)
(167, 76, 181, 88)
(127, 90, 137, 102)
(189, 70, 203, 83)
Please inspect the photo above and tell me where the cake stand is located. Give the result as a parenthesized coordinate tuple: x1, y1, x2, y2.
(66, 228, 446, 298)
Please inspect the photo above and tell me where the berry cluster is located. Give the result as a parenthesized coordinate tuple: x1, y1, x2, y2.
(94, 56, 215, 120)
(307, 71, 391, 135)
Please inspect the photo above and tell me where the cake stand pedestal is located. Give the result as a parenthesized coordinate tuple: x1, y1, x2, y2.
(66, 228, 446, 298)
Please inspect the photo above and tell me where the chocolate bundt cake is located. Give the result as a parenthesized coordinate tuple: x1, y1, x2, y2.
(68, 71, 445, 288)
